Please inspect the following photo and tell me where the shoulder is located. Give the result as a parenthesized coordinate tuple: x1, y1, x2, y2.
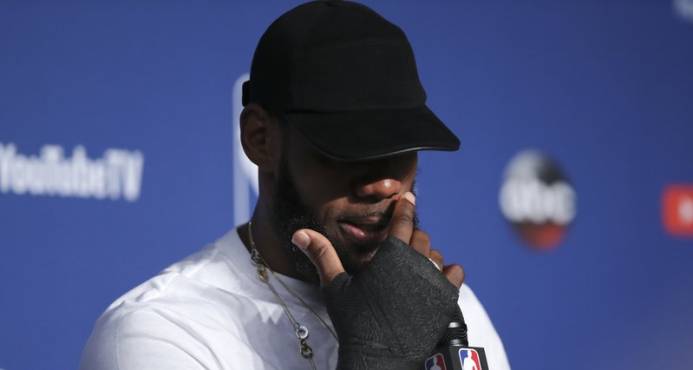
(80, 231, 262, 370)
(80, 276, 258, 370)
(458, 284, 512, 370)
(79, 306, 209, 370)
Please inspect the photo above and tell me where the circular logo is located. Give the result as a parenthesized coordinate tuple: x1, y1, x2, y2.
(499, 150, 576, 250)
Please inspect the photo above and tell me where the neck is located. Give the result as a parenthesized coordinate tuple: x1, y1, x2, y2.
(238, 198, 319, 284)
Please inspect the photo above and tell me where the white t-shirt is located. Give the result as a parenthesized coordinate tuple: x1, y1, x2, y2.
(80, 228, 511, 370)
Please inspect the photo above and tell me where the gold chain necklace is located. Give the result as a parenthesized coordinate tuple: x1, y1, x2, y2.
(246, 221, 337, 368)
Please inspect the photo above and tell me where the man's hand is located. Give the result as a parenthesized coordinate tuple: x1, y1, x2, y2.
(291, 192, 464, 370)
(291, 192, 465, 288)
(390, 192, 465, 289)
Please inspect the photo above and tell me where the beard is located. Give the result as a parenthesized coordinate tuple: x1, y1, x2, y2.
(270, 149, 419, 279)
(270, 155, 332, 280)
(270, 154, 370, 278)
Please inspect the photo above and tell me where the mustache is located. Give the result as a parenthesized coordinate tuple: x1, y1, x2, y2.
(338, 203, 393, 222)
(337, 205, 419, 229)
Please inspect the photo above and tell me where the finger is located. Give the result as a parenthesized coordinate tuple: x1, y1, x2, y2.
(410, 229, 431, 256)
(442, 264, 465, 289)
(389, 192, 416, 244)
(292, 229, 346, 286)
(429, 249, 444, 268)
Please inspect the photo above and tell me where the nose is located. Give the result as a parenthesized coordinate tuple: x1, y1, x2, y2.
(353, 177, 402, 202)
(348, 153, 416, 203)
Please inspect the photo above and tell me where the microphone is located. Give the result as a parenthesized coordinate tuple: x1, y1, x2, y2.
(425, 308, 490, 370)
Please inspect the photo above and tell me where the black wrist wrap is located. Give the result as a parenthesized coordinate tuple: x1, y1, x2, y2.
(323, 236, 460, 370)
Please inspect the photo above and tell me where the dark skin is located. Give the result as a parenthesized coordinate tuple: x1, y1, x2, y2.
(238, 103, 464, 288)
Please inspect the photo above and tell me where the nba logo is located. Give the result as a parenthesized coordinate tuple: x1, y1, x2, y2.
(424, 353, 446, 370)
(458, 348, 483, 370)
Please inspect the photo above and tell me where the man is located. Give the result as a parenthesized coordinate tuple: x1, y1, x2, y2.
(80, 1, 510, 369)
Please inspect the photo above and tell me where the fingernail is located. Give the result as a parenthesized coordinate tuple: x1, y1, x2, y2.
(403, 191, 416, 205)
(291, 230, 310, 250)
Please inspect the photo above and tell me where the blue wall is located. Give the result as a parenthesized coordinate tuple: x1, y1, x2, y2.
(1, 1, 692, 369)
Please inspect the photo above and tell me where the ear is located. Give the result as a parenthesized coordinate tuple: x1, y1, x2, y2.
(240, 103, 282, 172)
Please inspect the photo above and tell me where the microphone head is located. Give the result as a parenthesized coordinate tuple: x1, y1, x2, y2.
(438, 308, 468, 347)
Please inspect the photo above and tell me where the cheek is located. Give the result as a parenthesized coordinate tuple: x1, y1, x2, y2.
(290, 165, 350, 209)
(312, 200, 348, 229)
(285, 167, 347, 226)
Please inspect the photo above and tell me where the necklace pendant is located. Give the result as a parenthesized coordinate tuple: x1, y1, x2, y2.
(295, 324, 309, 340)
(256, 265, 269, 282)
(299, 339, 314, 359)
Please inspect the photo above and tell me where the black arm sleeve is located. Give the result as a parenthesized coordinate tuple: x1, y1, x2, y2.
(323, 236, 460, 370)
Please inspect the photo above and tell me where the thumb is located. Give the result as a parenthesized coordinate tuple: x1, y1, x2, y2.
(292, 229, 346, 286)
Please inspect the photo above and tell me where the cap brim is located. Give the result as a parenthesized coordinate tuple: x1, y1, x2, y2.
(285, 106, 460, 162)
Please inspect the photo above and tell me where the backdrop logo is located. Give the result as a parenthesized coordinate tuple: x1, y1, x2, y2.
(662, 185, 693, 237)
(499, 150, 576, 250)
(0, 142, 144, 202)
(232, 73, 259, 225)
(674, 0, 693, 24)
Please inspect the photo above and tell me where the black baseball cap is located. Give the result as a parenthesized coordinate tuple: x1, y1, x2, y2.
(242, 0, 460, 162)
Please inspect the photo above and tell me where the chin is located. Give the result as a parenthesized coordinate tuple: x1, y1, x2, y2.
(326, 226, 383, 273)
(338, 246, 379, 274)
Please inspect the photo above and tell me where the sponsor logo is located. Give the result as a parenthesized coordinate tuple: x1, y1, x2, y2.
(662, 185, 693, 237)
(232, 73, 260, 224)
(424, 353, 447, 370)
(458, 348, 483, 370)
(499, 150, 576, 250)
(674, 0, 693, 24)
(0, 142, 144, 202)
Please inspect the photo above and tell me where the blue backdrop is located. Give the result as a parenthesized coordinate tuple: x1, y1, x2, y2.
(2, 1, 692, 369)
